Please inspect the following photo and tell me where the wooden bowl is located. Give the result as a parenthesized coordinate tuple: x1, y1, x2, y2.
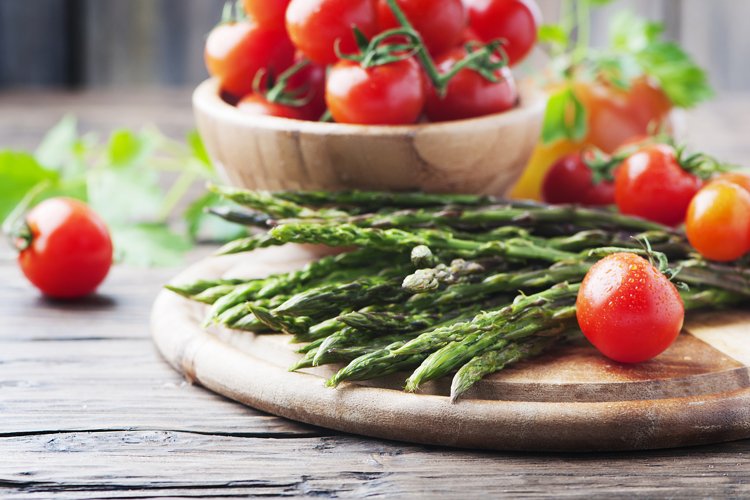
(193, 78, 547, 195)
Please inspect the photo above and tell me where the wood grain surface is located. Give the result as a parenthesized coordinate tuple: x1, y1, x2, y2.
(152, 247, 750, 452)
(2, 89, 750, 497)
(194, 79, 546, 195)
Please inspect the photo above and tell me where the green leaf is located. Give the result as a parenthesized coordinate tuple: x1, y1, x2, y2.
(110, 223, 191, 267)
(608, 11, 663, 52)
(186, 130, 215, 174)
(87, 167, 164, 224)
(538, 24, 568, 48)
(107, 129, 156, 167)
(34, 116, 79, 172)
(636, 42, 714, 108)
(541, 88, 588, 144)
(184, 192, 247, 242)
(0, 152, 59, 222)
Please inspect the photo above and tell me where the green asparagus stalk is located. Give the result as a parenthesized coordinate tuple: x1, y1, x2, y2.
(270, 223, 581, 263)
(165, 278, 246, 298)
(275, 275, 408, 316)
(450, 334, 566, 402)
(404, 305, 576, 391)
(327, 283, 580, 386)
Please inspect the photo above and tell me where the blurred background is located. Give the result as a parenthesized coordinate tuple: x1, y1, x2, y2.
(0, 0, 747, 92)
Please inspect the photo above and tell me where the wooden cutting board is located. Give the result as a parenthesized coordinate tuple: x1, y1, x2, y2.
(151, 245, 750, 452)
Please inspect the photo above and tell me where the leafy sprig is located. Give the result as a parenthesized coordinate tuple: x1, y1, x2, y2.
(0, 118, 243, 266)
(539, 2, 713, 144)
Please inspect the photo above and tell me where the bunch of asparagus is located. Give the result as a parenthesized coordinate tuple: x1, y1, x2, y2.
(167, 186, 750, 402)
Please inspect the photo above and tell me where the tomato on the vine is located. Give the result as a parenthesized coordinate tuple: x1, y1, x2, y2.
(462, 0, 540, 66)
(286, 0, 378, 65)
(243, 0, 291, 29)
(205, 20, 295, 98)
(237, 94, 307, 120)
(16, 198, 113, 299)
(685, 180, 750, 262)
(425, 48, 517, 121)
(286, 55, 328, 120)
(377, 0, 466, 57)
(576, 253, 684, 364)
(326, 57, 426, 125)
(614, 144, 703, 226)
(541, 152, 615, 206)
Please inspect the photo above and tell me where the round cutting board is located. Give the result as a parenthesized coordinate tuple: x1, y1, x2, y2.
(151, 245, 750, 452)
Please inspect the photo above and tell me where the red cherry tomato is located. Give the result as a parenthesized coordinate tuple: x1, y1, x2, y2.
(243, 0, 291, 28)
(286, 0, 378, 65)
(237, 94, 307, 120)
(205, 20, 295, 98)
(377, 0, 466, 57)
(17, 198, 113, 299)
(614, 144, 703, 226)
(462, 0, 540, 66)
(286, 55, 328, 120)
(577, 253, 684, 364)
(542, 152, 615, 206)
(326, 57, 426, 125)
(425, 48, 517, 122)
(686, 180, 750, 262)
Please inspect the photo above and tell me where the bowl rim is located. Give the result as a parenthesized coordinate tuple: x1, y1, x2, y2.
(193, 77, 548, 137)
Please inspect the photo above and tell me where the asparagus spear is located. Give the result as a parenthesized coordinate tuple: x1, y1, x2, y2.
(450, 335, 566, 402)
(404, 305, 576, 391)
(270, 223, 581, 263)
(165, 278, 246, 298)
(327, 283, 580, 386)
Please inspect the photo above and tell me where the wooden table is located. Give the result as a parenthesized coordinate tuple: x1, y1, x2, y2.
(1, 90, 750, 498)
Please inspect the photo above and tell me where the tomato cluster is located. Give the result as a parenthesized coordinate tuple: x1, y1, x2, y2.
(542, 142, 750, 263)
(204, 0, 540, 125)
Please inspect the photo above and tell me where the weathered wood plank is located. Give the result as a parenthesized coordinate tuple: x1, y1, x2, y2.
(0, 338, 322, 437)
(0, 431, 749, 499)
(1, 90, 750, 497)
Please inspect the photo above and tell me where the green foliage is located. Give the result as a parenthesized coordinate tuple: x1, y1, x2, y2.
(541, 88, 588, 144)
(0, 117, 234, 267)
(540, 2, 714, 144)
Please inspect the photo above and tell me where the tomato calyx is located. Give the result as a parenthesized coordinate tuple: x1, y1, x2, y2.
(675, 146, 734, 181)
(335, 26, 421, 69)
(7, 221, 33, 253)
(253, 60, 315, 109)
(219, 0, 248, 25)
(582, 148, 623, 185)
(375, 0, 509, 95)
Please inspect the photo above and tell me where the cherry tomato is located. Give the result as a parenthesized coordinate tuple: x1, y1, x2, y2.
(541, 152, 615, 206)
(615, 144, 703, 226)
(462, 0, 540, 66)
(510, 81, 672, 201)
(243, 0, 291, 29)
(16, 198, 113, 299)
(377, 0, 466, 57)
(326, 58, 425, 125)
(577, 253, 684, 364)
(286, 55, 328, 120)
(237, 94, 307, 120)
(425, 48, 517, 122)
(686, 180, 750, 262)
(715, 172, 750, 193)
(286, 0, 378, 65)
(205, 20, 295, 98)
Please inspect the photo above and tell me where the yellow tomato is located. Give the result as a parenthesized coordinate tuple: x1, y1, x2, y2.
(510, 139, 583, 200)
